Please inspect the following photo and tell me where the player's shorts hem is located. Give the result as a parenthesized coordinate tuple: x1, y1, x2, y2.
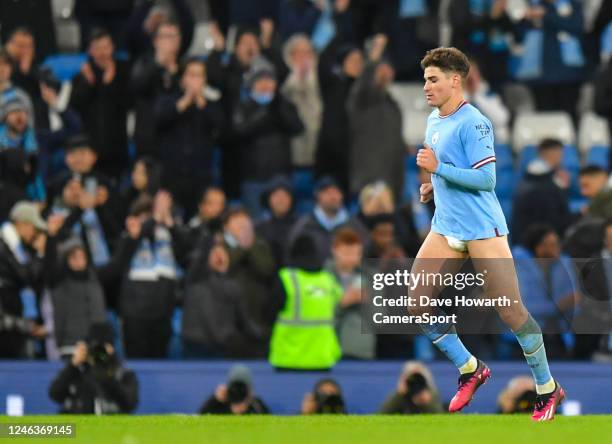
(431, 227, 509, 241)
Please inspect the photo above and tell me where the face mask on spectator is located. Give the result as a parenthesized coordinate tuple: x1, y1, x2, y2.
(251, 91, 275, 105)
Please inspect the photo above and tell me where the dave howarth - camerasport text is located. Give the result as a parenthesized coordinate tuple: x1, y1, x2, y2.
(372, 295, 513, 308)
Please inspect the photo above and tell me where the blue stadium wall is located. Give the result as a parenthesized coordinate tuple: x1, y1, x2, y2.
(1, 361, 611, 415)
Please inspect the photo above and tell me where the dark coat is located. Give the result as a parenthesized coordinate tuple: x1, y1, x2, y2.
(182, 274, 263, 357)
(48, 360, 138, 414)
(594, 60, 612, 153)
(0, 0, 56, 59)
(130, 55, 181, 157)
(511, 170, 574, 242)
(315, 68, 356, 193)
(256, 214, 297, 269)
(288, 212, 369, 265)
(233, 96, 304, 182)
(154, 92, 225, 178)
(45, 234, 138, 349)
(224, 237, 276, 343)
(70, 59, 132, 177)
(347, 63, 405, 199)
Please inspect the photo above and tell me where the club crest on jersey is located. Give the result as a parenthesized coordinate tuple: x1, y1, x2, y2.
(432, 131, 440, 145)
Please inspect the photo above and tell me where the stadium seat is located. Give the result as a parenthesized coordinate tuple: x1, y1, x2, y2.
(495, 144, 514, 171)
(505, 0, 529, 21)
(55, 20, 81, 53)
(499, 198, 513, 223)
(518, 145, 538, 174)
(586, 146, 610, 170)
(512, 112, 575, 153)
(577, 82, 595, 115)
(496, 169, 517, 200)
(42, 53, 87, 81)
(502, 82, 535, 115)
(578, 112, 611, 155)
(187, 22, 215, 56)
(51, 0, 74, 18)
(402, 110, 430, 147)
(295, 198, 314, 216)
(388, 83, 429, 113)
(292, 169, 315, 199)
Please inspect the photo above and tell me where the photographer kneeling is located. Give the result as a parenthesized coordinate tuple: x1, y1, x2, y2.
(379, 361, 444, 414)
(48, 323, 138, 414)
(301, 378, 347, 414)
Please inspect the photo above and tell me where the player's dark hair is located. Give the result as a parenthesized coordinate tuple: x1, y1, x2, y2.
(129, 194, 154, 217)
(200, 185, 225, 204)
(221, 205, 251, 225)
(8, 27, 34, 41)
(420, 47, 470, 79)
(521, 224, 557, 253)
(88, 27, 113, 46)
(579, 165, 607, 176)
(179, 56, 206, 77)
(538, 138, 563, 152)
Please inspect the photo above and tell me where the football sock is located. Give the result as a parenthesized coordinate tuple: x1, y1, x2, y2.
(513, 314, 555, 394)
(458, 355, 478, 375)
(422, 321, 474, 372)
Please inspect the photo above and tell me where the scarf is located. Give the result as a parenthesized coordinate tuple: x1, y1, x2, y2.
(602, 22, 612, 61)
(312, 0, 336, 51)
(79, 209, 111, 267)
(313, 205, 349, 232)
(128, 224, 178, 281)
(400, 0, 427, 18)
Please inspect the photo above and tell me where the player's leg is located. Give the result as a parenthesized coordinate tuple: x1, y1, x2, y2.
(412, 232, 491, 412)
(468, 236, 565, 420)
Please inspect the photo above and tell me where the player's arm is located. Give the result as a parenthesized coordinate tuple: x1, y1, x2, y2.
(416, 144, 496, 192)
(435, 161, 496, 192)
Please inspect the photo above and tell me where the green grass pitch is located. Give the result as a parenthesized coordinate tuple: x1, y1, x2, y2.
(2, 415, 611, 444)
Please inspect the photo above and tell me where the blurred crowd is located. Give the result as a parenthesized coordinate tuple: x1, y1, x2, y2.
(0, 0, 611, 364)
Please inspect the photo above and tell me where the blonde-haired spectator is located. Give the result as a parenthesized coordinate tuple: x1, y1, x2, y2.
(282, 34, 323, 168)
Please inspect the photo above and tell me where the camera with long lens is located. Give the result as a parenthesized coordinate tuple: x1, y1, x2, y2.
(405, 373, 428, 398)
(227, 381, 249, 405)
(87, 341, 111, 367)
(314, 392, 345, 414)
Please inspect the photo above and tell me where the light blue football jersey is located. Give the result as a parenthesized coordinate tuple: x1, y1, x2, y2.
(425, 101, 509, 240)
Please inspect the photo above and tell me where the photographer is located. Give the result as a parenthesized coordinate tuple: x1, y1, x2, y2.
(497, 375, 537, 414)
(379, 361, 444, 414)
(301, 378, 346, 415)
(48, 323, 138, 414)
(199, 365, 269, 415)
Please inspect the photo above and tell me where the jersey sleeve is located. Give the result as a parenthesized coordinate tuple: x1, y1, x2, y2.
(461, 116, 496, 169)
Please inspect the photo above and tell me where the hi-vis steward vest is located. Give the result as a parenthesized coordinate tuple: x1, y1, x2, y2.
(269, 268, 343, 369)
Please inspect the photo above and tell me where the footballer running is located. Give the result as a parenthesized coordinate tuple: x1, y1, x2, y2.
(413, 47, 565, 421)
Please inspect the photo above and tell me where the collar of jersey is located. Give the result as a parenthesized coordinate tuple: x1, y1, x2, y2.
(438, 100, 468, 119)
